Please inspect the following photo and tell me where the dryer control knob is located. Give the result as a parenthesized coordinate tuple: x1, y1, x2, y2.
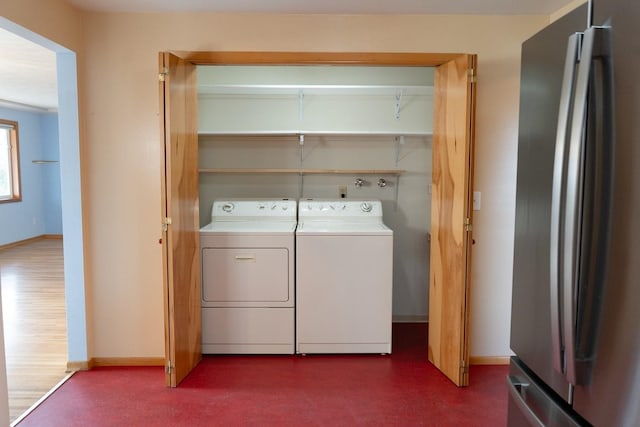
(222, 203, 235, 213)
(360, 202, 373, 213)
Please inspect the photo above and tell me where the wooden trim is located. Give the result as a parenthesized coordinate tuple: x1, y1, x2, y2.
(463, 54, 478, 376)
(159, 52, 172, 387)
(469, 356, 510, 366)
(173, 51, 464, 67)
(0, 236, 43, 251)
(42, 234, 63, 240)
(67, 360, 91, 372)
(68, 357, 166, 371)
(0, 234, 61, 251)
(91, 357, 165, 367)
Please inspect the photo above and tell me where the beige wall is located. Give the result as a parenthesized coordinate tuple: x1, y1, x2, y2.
(2, 1, 556, 359)
(80, 12, 550, 358)
(2, 0, 83, 51)
(551, 0, 587, 22)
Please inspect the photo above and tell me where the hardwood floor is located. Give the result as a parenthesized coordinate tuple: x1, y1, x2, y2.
(0, 238, 68, 423)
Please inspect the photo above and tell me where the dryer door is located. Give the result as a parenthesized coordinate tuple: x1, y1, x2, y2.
(202, 248, 290, 305)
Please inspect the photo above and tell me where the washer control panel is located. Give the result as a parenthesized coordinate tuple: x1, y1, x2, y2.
(211, 199, 297, 219)
(299, 199, 383, 218)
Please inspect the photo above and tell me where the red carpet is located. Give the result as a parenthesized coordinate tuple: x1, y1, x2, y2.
(18, 324, 508, 426)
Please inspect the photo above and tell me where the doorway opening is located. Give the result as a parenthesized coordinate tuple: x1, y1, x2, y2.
(0, 17, 87, 423)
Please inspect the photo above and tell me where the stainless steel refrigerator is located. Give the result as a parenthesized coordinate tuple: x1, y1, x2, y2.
(508, 0, 640, 425)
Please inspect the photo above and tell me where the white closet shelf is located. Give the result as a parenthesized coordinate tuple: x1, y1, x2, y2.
(199, 168, 406, 175)
(198, 131, 432, 137)
(198, 84, 433, 96)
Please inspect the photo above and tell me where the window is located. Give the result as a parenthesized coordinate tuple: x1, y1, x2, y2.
(0, 119, 21, 203)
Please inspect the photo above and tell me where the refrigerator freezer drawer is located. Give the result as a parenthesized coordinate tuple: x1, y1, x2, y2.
(507, 358, 585, 427)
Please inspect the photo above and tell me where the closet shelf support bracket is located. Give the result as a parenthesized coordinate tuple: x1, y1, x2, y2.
(394, 90, 404, 119)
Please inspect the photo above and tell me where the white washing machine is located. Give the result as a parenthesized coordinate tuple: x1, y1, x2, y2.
(296, 199, 393, 354)
(200, 199, 296, 354)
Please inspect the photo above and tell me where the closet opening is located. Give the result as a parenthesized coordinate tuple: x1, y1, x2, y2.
(196, 64, 434, 325)
(160, 51, 476, 387)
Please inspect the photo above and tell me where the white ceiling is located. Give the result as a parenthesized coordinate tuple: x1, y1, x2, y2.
(0, 28, 57, 112)
(0, 0, 575, 112)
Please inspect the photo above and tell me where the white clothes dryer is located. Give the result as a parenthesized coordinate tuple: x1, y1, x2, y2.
(296, 199, 393, 354)
(200, 199, 296, 354)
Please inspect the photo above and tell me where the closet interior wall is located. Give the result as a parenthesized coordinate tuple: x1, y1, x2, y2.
(196, 65, 434, 321)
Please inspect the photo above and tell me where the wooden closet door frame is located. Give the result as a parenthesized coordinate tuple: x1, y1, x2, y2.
(160, 51, 477, 387)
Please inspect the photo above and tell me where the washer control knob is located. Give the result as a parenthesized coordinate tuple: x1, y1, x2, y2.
(222, 203, 234, 213)
(282, 205, 288, 210)
(360, 202, 373, 213)
(258, 203, 266, 210)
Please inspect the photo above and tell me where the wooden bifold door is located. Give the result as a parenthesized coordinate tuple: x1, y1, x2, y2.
(427, 54, 476, 387)
(159, 52, 201, 387)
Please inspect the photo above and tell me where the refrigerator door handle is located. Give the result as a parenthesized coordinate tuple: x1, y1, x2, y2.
(563, 25, 614, 386)
(507, 376, 546, 427)
(550, 32, 582, 376)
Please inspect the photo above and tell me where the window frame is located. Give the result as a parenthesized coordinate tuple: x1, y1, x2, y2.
(0, 119, 22, 203)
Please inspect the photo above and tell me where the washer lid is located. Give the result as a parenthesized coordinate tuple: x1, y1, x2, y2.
(296, 221, 392, 236)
